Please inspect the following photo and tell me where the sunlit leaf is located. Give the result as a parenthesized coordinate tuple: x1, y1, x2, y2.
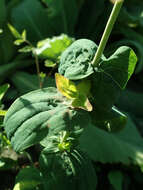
(55, 73, 77, 99)
(7, 23, 21, 39)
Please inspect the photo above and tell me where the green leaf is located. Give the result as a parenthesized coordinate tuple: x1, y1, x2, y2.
(18, 46, 33, 53)
(22, 29, 26, 41)
(101, 46, 137, 89)
(10, 0, 56, 41)
(4, 87, 90, 152)
(44, 60, 56, 67)
(39, 149, 97, 190)
(41, 0, 78, 35)
(90, 46, 137, 111)
(91, 107, 127, 132)
(13, 167, 42, 190)
(0, 83, 10, 102)
(0, 110, 7, 116)
(14, 39, 25, 46)
(58, 39, 98, 80)
(116, 89, 143, 117)
(79, 115, 143, 170)
(108, 170, 123, 190)
(0, 158, 17, 171)
(35, 34, 74, 60)
(7, 23, 21, 39)
(55, 73, 77, 99)
(55, 73, 92, 111)
(10, 71, 55, 95)
(0, 0, 6, 27)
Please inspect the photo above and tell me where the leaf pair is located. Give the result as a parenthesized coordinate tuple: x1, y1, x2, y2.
(55, 73, 92, 111)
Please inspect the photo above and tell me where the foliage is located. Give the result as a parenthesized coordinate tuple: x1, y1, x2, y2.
(0, 0, 143, 190)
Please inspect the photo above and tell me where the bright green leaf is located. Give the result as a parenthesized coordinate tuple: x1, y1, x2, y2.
(0, 110, 7, 116)
(14, 39, 25, 46)
(7, 23, 21, 39)
(55, 73, 77, 99)
(22, 30, 26, 41)
(35, 34, 74, 60)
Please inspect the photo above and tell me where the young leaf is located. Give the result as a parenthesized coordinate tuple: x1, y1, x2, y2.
(55, 73, 77, 99)
(14, 39, 25, 46)
(22, 29, 26, 41)
(55, 73, 92, 111)
(7, 23, 21, 39)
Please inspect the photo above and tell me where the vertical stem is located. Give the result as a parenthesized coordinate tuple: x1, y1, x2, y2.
(34, 51, 42, 89)
(25, 40, 42, 88)
(92, 0, 124, 67)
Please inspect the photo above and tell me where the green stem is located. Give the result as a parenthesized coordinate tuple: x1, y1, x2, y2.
(92, 0, 124, 67)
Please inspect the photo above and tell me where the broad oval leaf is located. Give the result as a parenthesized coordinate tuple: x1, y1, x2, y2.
(58, 39, 98, 80)
(4, 87, 90, 152)
(39, 148, 97, 190)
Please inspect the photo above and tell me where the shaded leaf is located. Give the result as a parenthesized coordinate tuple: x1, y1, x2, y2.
(10, 71, 55, 95)
(13, 167, 42, 190)
(108, 170, 123, 190)
(91, 106, 127, 132)
(79, 115, 143, 170)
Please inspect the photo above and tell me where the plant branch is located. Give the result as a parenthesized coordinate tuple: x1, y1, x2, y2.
(92, 0, 124, 67)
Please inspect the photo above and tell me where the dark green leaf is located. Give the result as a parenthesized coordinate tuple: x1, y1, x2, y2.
(100, 46, 137, 89)
(91, 106, 127, 132)
(41, 0, 78, 35)
(79, 115, 143, 170)
(108, 170, 123, 190)
(13, 167, 42, 190)
(10, 0, 55, 41)
(10, 71, 55, 95)
(58, 39, 98, 80)
(0, 0, 6, 27)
